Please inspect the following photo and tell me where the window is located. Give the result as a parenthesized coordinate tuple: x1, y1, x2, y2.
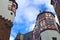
(40, 20, 46, 27)
(35, 26, 38, 30)
(40, 21, 43, 27)
(46, 19, 54, 25)
(45, 13, 52, 17)
(43, 20, 46, 26)
(48, 13, 51, 17)
(45, 13, 54, 19)
(10, 12, 13, 15)
(39, 14, 44, 19)
(45, 13, 49, 17)
(52, 37, 57, 40)
(38, 25, 40, 30)
(40, 36, 41, 40)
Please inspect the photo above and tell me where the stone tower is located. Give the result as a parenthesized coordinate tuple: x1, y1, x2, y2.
(33, 12, 60, 40)
(0, 0, 18, 40)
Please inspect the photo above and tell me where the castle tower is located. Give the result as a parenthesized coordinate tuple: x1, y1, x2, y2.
(0, 0, 18, 22)
(33, 12, 60, 40)
(0, 0, 18, 40)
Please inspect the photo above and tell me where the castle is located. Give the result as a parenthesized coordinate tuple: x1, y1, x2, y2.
(0, 0, 60, 40)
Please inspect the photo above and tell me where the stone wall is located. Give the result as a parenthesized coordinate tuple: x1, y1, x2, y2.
(0, 15, 12, 40)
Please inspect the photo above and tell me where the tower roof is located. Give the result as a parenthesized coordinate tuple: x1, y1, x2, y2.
(9, 0, 18, 9)
(37, 11, 55, 20)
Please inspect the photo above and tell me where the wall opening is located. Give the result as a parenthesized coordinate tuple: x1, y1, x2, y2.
(52, 37, 57, 40)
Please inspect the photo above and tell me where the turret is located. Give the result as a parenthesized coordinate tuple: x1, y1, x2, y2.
(33, 12, 60, 40)
(0, 0, 18, 22)
(0, 0, 18, 40)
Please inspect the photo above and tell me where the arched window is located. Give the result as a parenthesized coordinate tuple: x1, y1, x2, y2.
(40, 20, 46, 27)
(40, 21, 43, 27)
(43, 20, 46, 26)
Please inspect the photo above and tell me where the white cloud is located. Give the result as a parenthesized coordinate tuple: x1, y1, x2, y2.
(10, 0, 57, 40)
(29, 23, 35, 31)
(9, 36, 15, 40)
(22, 6, 39, 22)
(32, 0, 51, 5)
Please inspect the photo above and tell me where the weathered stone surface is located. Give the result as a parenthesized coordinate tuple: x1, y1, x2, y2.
(0, 15, 12, 40)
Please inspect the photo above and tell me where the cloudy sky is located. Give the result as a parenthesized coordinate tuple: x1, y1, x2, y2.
(9, 0, 59, 40)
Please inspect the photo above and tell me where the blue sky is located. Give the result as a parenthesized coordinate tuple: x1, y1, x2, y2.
(9, 0, 59, 40)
